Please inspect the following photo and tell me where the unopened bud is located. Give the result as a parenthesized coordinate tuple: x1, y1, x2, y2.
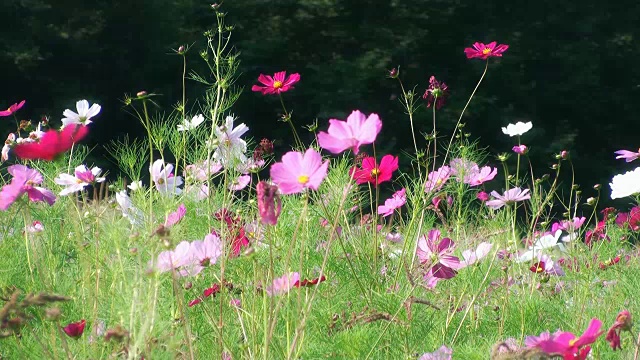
(586, 197, 596, 206)
(541, 174, 550, 181)
(572, 184, 580, 190)
(593, 184, 601, 190)
(387, 67, 399, 79)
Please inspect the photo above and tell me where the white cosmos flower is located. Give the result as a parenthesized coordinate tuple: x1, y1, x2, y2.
(54, 165, 105, 196)
(516, 230, 564, 263)
(115, 191, 144, 225)
(62, 100, 101, 128)
(610, 166, 640, 199)
(501, 121, 532, 137)
(177, 114, 205, 132)
(150, 159, 183, 196)
(127, 181, 143, 191)
(213, 115, 249, 166)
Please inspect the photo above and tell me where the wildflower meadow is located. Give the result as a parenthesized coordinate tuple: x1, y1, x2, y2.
(3, 6, 640, 360)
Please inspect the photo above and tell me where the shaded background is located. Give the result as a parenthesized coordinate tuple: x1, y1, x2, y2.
(2, 0, 639, 209)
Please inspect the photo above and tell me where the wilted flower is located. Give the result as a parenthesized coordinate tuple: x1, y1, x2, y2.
(464, 41, 509, 59)
(251, 71, 300, 95)
(605, 310, 632, 350)
(501, 121, 532, 137)
(257, 181, 282, 225)
(270, 148, 329, 194)
(610, 167, 640, 199)
(61, 100, 101, 127)
(317, 110, 382, 155)
(422, 76, 449, 110)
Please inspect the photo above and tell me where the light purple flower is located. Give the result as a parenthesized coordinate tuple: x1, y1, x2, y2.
(614, 149, 640, 163)
(460, 242, 493, 267)
(229, 174, 251, 191)
(190, 233, 222, 266)
(155, 241, 193, 273)
(465, 166, 498, 186)
(485, 187, 531, 209)
(378, 188, 406, 217)
(418, 345, 452, 360)
(265, 272, 300, 296)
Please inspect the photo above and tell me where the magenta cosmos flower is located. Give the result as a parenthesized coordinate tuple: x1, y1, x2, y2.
(270, 148, 329, 195)
(614, 149, 640, 162)
(485, 187, 530, 209)
(529, 318, 604, 359)
(350, 154, 398, 187)
(317, 110, 382, 155)
(378, 188, 406, 217)
(416, 229, 461, 279)
(251, 71, 300, 95)
(62, 319, 86, 339)
(0, 165, 56, 211)
(0, 100, 26, 117)
(464, 41, 509, 59)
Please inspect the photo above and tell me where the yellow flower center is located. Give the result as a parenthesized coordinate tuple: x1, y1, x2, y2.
(370, 168, 380, 177)
(482, 48, 492, 55)
(273, 81, 283, 89)
(158, 178, 165, 185)
(568, 338, 577, 347)
(298, 175, 309, 184)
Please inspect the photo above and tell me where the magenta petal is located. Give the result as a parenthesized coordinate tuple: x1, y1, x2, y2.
(431, 263, 457, 279)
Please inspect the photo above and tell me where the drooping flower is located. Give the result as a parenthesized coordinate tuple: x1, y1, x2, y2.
(477, 191, 489, 202)
(350, 154, 398, 187)
(164, 204, 186, 228)
(0, 165, 56, 211)
(501, 121, 532, 137)
(177, 114, 205, 131)
(485, 187, 531, 209)
(265, 272, 300, 296)
(424, 166, 452, 192)
(614, 149, 640, 163)
(605, 310, 632, 350)
(512, 144, 528, 154)
(294, 275, 327, 288)
(530, 318, 604, 359)
(464, 41, 509, 60)
(251, 71, 301, 95)
(460, 242, 493, 267)
(317, 110, 382, 155)
(213, 209, 250, 257)
(465, 166, 498, 186)
(378, 188, 406, 217)
(422, 76, 450, 110)
(54, 165, 106, 196)
(257, 181, 282, 225)
(416, 229, 461, 279)
(61, 100, 101, 128)
(270, 148, 329, 194)
(62, 319, 87, 339)
(418, 345, 452, 360)
(213, 115, 249, 166)
(150, 159, 183, 196)
(0, 100, 26, 117)
(610, 167, 640, 199)
(13, 124, 89, 161)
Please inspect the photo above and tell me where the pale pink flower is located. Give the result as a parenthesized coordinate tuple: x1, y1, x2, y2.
(460, 242, 493, 267)
(377, 188, 406, 217)
(257, 181, 282, 225)
(465, 166, 497, 186)
(265, 272, 300, 296)
(317, 110, 382, 155)
(418, 345, 452, 360)
(485, 187, 531, 209)
(154, 241, 193, 273)
(164, 204, 186, 228)
(615, 149, 640, 163)
(54, 165, 105, 196)
(229, 174, 251, 191)
(190, 233, 222, 266)
(0, 165, 56, 211)
(270, 149, 329, 195)
(425, 166, 451, 193)
(26, 220, 44, 233)
(449, 158, 478, 179)
(184, 160, 222, 181)
(150, 159, 183, 196)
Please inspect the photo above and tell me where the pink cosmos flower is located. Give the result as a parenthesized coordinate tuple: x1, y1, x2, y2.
(531, 318, 604, 359)
(465, 166, 497, 186)
(13, 124, 89, 161)
(0, 100, 26, 117)
(265, 272, 300, 296)
(229, 174, 251, 191)
(251, 71, 300, 95)
(512, 145, 528, 154)
(460, 242, 493, 267)
(417, 229, 461, 279)
(0, 165, 56, 211)
(425, 166, 451, 192)
(552, 217, 587, 233)
(257, 181, 282, 225)
(184, 160, 222, 181)
(270, 148, 329, 195)
(477, 191, 489, 202)
(464, 41, 509, 59)
(485, 187, 531, 209)
(62, 319, 86, 339)
(616, 207, 640, 231)
(377, 188, 406, 217)
(605, 310, 632, 350)
(190, 233, 222, 266)
(26, 220, 44, 233)
(350, 155, 398, 187)
(317, 110, 382, 155)
(614, 149, 640, 162)
(164, 204, 186, 228)
(418, 345, 452, 360)
(54, 165, 105, 196)
(154, 241, 194, 273)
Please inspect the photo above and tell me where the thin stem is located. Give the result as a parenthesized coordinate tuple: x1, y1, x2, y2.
(278, 94, 303, 149)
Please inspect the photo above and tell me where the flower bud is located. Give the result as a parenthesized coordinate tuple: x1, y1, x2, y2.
(586, 197, 596, 206)
(593, 184, 601, 190)
(387, 67, 399, 79)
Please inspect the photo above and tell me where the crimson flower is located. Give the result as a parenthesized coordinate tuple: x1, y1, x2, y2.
(294, 275, 327, 288)
(464, 41, 509, 60)
(62, 319, 86, 339)
(616, 206, 640, 231)
(257, 181, 282, 225)
(214, 209, 250, 257)
(0, 100, 26, 117)
(605, 310, 632, 350)
(422, 76, 449, 110)
(13, 124, 89, 161)
(350, 154, 398, 187)
(251, 71, 300, 95)
(188, 284, 221, 307)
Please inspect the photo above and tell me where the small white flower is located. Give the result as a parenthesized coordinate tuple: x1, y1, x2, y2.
(127, 181, 143, 191)
(501, 121, 532, 137)
(610, 166, 640, 199)
(213, 115, 249, 166)
(177, 114, 205, 132)
(62, 100, 101, 128)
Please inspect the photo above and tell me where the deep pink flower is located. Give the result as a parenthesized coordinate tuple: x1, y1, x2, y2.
(605, 310, 632, 350)
(164, 204, 186, 228)
(270, 149, 329, 195)
(13, 124, 89, 161)
(257, 181, 282, 225)
(464, 41, 509, 60)
(532, 318, 604, 359)
(213, 209, 250, 257)
(317, 110, 382, 155)
(0, 165, 56, 211)
(350, 154, 398, 187)
(477, 191, 489, 202)
(62, 319, 86, 339)
(422, 76, 450, 110)
(251, 71, 300, 95)
(266, 272, 300, 296)
(417, 229, 461, 279)
(424, 166, 451, 192)
(485, 187, 530, 209)
(614, 149, 640, 162)
(616, 207, 640, 231)
(431, 195, 453, 209)
(512, 144, 528, 154)
(0, 100, 26, 117)
(552, 217, 587, 233)
(294, 275, 327, 288)
(378, 188, 406, 217)
(529, 253, 564, 276)
(188, 284, 222, 307)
